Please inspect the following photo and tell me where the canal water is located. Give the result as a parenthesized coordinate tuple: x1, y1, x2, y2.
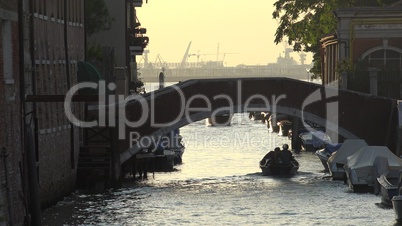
(42, 113, 400, 225)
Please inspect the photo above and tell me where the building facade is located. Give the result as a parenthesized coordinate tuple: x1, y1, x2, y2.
(88, 0, 148, 94)
(321, 5, 402, 98)
(0, 1, 26, 225)
(32, 0, 84, 209)
(1, 0, 85, 225)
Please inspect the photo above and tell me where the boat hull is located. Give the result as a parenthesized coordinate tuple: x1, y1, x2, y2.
(344, 168, 374, 192)
(393, 196, 402, 222)
(145, 150, 176, 172)
(170, 146, 185, 165)
(260, 159, 299, 176)
(249, 112, 266, 121)
(315, 149, 330, 172)
(328, 162, 346, 180)
(377, 171, 400, 207)
(278, 120, 292, 136)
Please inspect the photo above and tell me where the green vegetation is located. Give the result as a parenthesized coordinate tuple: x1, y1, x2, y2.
(85, 0, 114, 36)
(272, 0, 399, 78)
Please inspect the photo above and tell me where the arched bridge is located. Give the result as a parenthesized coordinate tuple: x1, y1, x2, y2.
(119, 77, 399, 164)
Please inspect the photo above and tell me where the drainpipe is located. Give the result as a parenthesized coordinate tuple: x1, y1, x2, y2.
(83, 0, 87, 61)
(2, 148, 13, 226)
(24, 0, 42, 225)
(25, 126, 42, 226)
(18, 0, 28, 223)
(18, 0, 25, 114)
(29, 0, 39, 166)
(64, 0, 75, 169)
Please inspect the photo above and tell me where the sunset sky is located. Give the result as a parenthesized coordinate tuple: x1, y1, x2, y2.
(136, 0, 312, 67)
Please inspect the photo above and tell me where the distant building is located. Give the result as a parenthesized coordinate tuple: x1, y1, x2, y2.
(321, 4, 402, 98)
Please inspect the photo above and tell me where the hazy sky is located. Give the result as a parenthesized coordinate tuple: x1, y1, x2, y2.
(136, 0, 312, 67)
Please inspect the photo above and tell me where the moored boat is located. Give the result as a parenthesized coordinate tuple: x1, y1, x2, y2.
(299, 130, 331, 152)
(315, 143, 341, 172)
(392, 195, 402, 222)
(344, 146, 402, 192)
(327, 139, 368, 180)
(168, 140, 185, 165)
(267, 114, 290, 133)
(165, 129, 185, 165)
(278, 120, 292, 136)
(377, 170, 401, 207)
(151, 149, 176, 171)
(248, 111, 267, 122)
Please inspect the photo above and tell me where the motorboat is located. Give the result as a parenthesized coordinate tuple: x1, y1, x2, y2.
(327, 139, 368, 180)
(299, 130, 332, 152)
(260, 158, 299, 176)
(377, 170, 401, 207)
(248, 111, 268, 122)
(343, 146, 402, 192)
(259, 149, 299, 176)
(267, 114, 290, 133)
(278, 120, 292, 136)
(151, 149, 176, 172)
(134, 148, 176, 178)
(168, 137, 185, 165)
(392, 195, 402, 222)
(140, 138, 177, 172)
(164, 129, 185, 165)
(315, 143, 341, 172)
(207, 114, 233, 126)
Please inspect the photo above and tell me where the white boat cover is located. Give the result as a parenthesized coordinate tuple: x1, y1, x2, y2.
(327, 139, 368, 165)
(345, 146, 402, 172)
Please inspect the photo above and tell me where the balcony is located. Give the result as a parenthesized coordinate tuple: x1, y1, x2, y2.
(129, 36, 149, 47)
(128, 0, 143, 7)
(129, 35, 149, 55)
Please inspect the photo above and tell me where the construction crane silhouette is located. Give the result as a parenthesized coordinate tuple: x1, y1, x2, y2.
(188, 52, 237, 66)
(178, 42, 238, 67)
(154, 54, 168, 70)
(179, 41, 192, 68)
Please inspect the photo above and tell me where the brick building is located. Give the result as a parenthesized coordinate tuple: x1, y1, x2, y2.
(31, 0, 84, 209)
(1, 0, 84, 225)
(0, 1, 26, 225)
(321, 3, 402, 98)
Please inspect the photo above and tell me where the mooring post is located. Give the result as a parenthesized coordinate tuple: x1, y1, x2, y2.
(159, 68, 165, 89)
(111, 126, 122, 188)
(397, 101, 402, 157)
(291, 117, 302, 152)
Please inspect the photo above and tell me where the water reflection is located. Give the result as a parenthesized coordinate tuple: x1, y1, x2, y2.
(43, 113, 398, 225)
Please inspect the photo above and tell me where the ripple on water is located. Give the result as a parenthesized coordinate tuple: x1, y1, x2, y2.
(42, 113, 398, 225)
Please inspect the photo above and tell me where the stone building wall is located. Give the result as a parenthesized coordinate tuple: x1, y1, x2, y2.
(0, 3, 26, 226)
(32, 0, 84, 208)
(0, 0, 86, 223)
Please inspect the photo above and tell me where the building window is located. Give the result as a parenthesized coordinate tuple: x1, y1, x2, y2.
(362, 48, 402, 70)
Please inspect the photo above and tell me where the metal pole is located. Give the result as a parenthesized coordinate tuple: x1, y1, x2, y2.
(25, 127, 42, 226)
(2, 147, 13, 226)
